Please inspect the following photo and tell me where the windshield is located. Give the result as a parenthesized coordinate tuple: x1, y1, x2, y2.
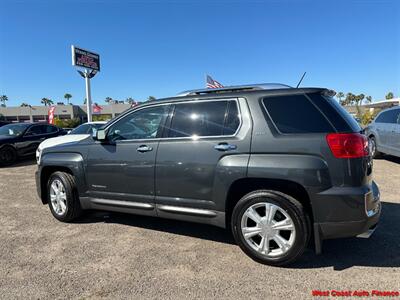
(70, 123, 105, 135)
(0, 123, 30, 137)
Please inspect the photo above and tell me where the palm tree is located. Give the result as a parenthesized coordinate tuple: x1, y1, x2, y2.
(41, 97, 54, 106)
(105, 97, 113, 104)
(385, 92, 394, 100)
(64, 93, 72, 105)
(0, 95, 8, 107)
(125, 97, 135, 104)
(365, 96, 372, 104)
(336, 92, 344, 103)
(147, 96, 156, 102)
(20, 103, 30, 107)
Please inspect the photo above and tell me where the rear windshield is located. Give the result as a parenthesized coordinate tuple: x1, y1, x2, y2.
(262, 94, 335, 134)
(307, 93, 361, 133)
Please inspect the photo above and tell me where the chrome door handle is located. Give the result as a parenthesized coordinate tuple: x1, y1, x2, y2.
(214, 143, 237, 151)
(137, 145, 153, 153)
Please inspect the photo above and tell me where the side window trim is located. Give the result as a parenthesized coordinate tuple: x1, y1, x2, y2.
(164, 98, 242, 140)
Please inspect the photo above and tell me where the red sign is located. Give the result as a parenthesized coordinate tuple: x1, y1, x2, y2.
(48, 106, 56, 124)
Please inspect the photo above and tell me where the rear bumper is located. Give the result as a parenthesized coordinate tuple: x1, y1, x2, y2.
(313, 181, 381, 240)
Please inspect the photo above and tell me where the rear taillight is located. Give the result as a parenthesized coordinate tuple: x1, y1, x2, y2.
(326, 133, 369, 158)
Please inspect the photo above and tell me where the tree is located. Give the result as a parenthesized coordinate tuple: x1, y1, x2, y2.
(336, 92, 344, 103)
(125, 97, 135, 104)
(20, 103, 30, 107)
(105, 97, 113, 104)
(0, 95, 8, 107)
(64, 93, 72, 105)
(385, 92, 394, 100)
(41, 97, 54, 106)
(365, 95, 372, 104)
(83, 98, 87, 104)
(147, 96, 156, 102)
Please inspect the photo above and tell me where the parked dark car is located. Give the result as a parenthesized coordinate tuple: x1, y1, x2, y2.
(0, 121, 10, 127)
(35, 84, 381, 266)
(0, 122, 66, 165)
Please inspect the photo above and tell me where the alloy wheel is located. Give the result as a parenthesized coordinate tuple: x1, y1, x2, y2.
(240, 202, 296, 258)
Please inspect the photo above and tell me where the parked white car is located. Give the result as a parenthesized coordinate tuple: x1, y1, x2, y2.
(36, 121, 107, 163)
(366, 107, 400, 158)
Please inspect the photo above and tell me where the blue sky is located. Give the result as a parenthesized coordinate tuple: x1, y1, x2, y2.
(0, 0, 399, 106)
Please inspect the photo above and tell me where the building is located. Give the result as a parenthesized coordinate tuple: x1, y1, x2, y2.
(344, 98, 399, 116)
(0, 103, 132, 123)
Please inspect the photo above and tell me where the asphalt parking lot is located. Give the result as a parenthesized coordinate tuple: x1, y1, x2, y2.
(0, 157, 399, 299)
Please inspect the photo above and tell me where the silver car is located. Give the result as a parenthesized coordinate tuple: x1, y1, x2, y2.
(366, 106, 400, 158)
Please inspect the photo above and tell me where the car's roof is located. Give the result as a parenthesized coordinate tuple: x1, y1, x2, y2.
(134, 86, 327, 109)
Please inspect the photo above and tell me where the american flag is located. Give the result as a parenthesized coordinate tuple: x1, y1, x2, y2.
(206, 75, 224, 89)
(92, 103, 103, 114)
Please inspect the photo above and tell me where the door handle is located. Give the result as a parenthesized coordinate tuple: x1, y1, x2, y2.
(214, 143, 237, 151)
(137, 145, 153, 153)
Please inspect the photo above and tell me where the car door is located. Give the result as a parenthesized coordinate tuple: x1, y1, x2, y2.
(387, 108, 400, 156)
(155, 98, 251, 214)
(374, 110, 391, 152)
(18, 124, 47, 156)
(86, 104, 169, 208)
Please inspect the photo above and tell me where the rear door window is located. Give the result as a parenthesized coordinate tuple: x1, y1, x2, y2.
(168, 100, 239, 138)
(262, 95, 335, 133)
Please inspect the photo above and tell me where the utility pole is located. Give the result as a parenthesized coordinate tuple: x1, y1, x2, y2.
(84, 69, 93, 122)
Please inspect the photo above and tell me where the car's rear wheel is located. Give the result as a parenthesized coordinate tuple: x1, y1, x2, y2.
(231, 190, 310, 266)
(0, 146, 17, 166)
(47, 171, 82, 222)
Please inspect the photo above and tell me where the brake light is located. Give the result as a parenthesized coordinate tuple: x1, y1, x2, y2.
(326, 133, 369, 158)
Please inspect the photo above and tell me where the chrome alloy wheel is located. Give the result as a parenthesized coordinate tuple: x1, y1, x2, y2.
(50, 179, 67, 216)
(240, 202, 296, 258)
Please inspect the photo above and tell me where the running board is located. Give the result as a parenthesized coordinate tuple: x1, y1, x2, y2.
(157, 204, 217, 218)
(90, 198, 155, 210)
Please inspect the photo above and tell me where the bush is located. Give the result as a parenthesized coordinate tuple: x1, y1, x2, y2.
(53, 117, 81, 129)
(92, 114, 112, 122)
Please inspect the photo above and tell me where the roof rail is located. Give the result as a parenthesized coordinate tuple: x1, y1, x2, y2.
(177, 83, 292, 96)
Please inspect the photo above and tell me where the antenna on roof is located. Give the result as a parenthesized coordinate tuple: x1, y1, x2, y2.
(296, 72, 307, 88)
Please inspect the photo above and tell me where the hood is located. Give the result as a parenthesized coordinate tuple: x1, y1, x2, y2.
(38, 134, 91, 151)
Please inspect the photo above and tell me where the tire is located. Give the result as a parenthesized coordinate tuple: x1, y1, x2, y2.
(47, 171, 82, 222)
(231, 190, 310, 266)
(0, 146, 17, 166)
(369, 136, 381, 159)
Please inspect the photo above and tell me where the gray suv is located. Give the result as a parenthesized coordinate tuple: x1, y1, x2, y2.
(35, 84, 381, 266)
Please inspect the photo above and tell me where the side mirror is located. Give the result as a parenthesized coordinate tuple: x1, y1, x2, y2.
(96, 129, 107, 141)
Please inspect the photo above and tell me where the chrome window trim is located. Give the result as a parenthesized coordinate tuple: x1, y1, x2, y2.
(103, 98, 243, 143)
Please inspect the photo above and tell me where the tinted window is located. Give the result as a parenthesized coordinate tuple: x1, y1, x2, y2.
(26, 125, 44, 135)
(44, 125, 58, 133)
(0, 123, 30, 136)
(168, 101, 228, 138)
(262, 95, 335, 133)
(71, 124, 91, 134)
(376, 109, 400, 124)
(308, 94, 361, 132)
(223, 101, 241, 135)
(107, 105, 168, 141)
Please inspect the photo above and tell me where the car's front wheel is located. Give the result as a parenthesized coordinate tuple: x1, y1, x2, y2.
(369, 136, 381, 158)
(47, 171, 82, 222)
(0, 146, 17, 166)
(231, 190, 310, 266)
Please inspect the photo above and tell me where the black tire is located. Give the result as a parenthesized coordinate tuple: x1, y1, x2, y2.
(369, 136, 381, 159)
(231, 190, 310, 266)
(0, 146, 17, 166)
(47, 171, 82, 222)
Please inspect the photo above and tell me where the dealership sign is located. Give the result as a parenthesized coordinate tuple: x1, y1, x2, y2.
(48, 106, 56, 124)
(71, 46, 100, 71)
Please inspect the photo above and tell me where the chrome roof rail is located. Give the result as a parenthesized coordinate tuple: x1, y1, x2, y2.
(177, 83, 292, 96)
